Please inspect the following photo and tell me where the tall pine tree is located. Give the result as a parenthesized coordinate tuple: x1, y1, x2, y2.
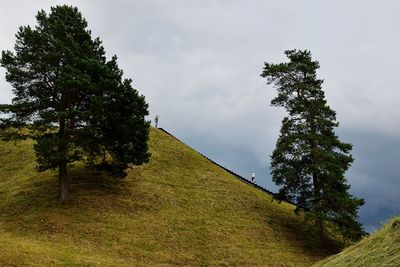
(0, 5, 150, 202)
(261, 49, 365, 241)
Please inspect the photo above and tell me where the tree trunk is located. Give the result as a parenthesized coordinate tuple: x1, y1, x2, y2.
(311, 144, 325, 244)
(58, 117, 68, 203)
(59, 159, 68, 203)
(309, 106, 324, 241)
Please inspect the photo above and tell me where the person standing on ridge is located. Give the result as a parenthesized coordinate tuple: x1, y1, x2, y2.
(155, 115, 159, 128)
(251, 170, 255, 182)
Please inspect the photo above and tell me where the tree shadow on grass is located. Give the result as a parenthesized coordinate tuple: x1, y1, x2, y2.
(0, 165, 164, 236)
(248, 197, 343, 258)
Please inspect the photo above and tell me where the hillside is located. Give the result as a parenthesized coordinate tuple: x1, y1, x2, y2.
(314, 216, 400, 267)
(0, 127, 338, 266)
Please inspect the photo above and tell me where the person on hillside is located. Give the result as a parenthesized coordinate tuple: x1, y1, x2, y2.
(251, 170, 255, 182)
(155, 115, 159, 128)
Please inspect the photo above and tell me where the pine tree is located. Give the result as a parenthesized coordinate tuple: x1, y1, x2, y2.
(261, 49, 365, 241)
(0, 5, 150, 202)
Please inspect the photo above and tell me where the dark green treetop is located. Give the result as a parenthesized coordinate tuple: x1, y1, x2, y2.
(261, 49, 365, 241)
(0, 5, 150, 202)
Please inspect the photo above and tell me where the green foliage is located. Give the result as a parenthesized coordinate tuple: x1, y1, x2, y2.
(0, 5, 150, 201)
(261, 49, 365, 241)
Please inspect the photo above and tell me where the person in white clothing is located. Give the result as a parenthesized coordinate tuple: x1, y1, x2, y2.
(155, 115, 159, 128)
(251, 170, 255, 182)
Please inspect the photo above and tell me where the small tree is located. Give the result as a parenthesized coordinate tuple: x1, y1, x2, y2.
(261, 49, 365, 241)
(0, 5, 150, 202)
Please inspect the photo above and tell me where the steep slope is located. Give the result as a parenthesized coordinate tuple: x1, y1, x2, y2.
(314, 216, 400, 267)
(0, 127, 337, 266)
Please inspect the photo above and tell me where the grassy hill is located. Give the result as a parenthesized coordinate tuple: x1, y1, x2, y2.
(0, 127, 339, 266)
(314, 216, 400, 267)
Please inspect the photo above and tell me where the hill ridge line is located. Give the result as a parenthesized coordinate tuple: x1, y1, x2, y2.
(157, 127, 300, 208)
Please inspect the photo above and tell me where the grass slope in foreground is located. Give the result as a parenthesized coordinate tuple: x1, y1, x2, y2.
(0, 128, 338, 266)
(314, 216, 400, 267)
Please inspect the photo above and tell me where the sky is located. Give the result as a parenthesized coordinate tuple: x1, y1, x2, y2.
(1, 0, 399, 232)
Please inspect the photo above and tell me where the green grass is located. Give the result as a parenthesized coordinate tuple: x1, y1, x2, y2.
(0, 127, 339, 266)
(314, 216, 400, 267)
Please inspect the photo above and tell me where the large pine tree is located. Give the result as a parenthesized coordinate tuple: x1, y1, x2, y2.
(261, 49, 365, 241)
(0, 5, 150, 202)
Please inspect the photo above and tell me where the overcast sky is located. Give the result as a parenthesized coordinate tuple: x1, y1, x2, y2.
(1, 1, 399, 232)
